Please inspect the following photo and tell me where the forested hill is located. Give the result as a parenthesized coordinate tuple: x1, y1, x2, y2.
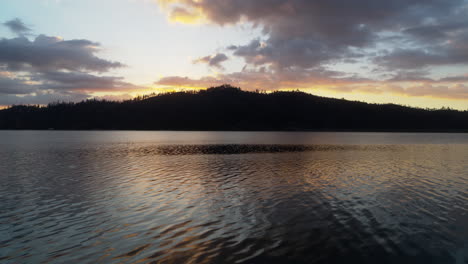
(1, 85, 467, 131)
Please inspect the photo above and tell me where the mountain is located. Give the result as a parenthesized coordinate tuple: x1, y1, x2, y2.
(1, 85, 467, 131)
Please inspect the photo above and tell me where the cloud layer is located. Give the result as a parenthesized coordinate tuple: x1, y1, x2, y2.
(156, 0, 468, 101)
(0, 35, 123, 73)
(193, 53, 228, 69)
(0, 18, 139, 105)
(3, 18, 31, 36)
(159, 0, 467, 67)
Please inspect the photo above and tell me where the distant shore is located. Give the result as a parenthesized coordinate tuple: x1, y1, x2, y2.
(1, 85, 467, 131)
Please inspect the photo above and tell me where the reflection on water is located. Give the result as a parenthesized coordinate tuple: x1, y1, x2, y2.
(0, 131, 467, 264)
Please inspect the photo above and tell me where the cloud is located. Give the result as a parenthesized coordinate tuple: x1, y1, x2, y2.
(3, 18, 32, 36)
(158, 0, 466, 70)
(402, 21, 468, 42)
(385, 70, 434, 82)
(374, 42, 468, 70)
(0, 34, 124, 73)
(156, 67, 367, 90)
(193, 53, 229, 69)
(169, 6, 203, 23)
(0, 71, 141, 104)
(373, 6, 468, 70)
(0, 19, 140, 105)
(439, 75, 468, 82)
(0, 75, 37, 95)
(35, 71, 141, 92)
(383, 71, 468, 84)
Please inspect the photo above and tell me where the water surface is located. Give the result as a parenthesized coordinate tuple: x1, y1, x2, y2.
(0, 131, 467, 263)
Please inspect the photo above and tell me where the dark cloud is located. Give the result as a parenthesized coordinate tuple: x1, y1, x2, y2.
(160, 0, 466, 70)
(232, 38, 349, 69)
(0, 35, 124, 73)
(193, 53, 229, 69)
(403, 21, 468, 42)
(0, 75, 36, 95)
(0, 71, 141, 105)
(385, 70, 434, 82)
(383, 71, 468, 83)
(374, 38, 468, 70)
(35, 71, 141, 92)
(3, 18, 31, 36)
(0, 20, 139, 105)
(439, 75, 468, 82)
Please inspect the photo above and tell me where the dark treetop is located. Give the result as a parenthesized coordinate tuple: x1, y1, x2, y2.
(1, 85, 467, 131)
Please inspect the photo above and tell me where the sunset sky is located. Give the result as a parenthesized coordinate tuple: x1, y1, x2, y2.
(1, 0, 468, 109)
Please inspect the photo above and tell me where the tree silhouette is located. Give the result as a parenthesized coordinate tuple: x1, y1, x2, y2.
(0, 85, 467, 131)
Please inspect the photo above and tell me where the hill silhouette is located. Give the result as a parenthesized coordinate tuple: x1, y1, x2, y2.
(1, 85, 467, 131)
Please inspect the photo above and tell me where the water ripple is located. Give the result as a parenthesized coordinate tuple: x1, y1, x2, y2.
(0, 132, 467, 263)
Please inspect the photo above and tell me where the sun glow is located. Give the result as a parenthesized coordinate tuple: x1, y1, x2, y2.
(156, 0, 205, 24)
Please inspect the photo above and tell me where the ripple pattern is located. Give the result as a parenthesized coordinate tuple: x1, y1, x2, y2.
(0, 132, 467, 264)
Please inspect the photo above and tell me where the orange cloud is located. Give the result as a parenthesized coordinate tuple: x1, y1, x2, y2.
(156, 0, 205, 24)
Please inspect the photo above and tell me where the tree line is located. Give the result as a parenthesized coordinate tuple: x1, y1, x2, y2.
(1, 84, 467, 131)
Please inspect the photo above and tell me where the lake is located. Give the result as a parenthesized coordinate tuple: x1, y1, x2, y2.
(0, 131, 467, 263)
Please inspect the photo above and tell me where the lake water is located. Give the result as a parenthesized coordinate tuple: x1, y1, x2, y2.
(0, 131, 467, 264)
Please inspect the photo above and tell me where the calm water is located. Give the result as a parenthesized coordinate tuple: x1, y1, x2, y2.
(0, 131, 467, 264)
